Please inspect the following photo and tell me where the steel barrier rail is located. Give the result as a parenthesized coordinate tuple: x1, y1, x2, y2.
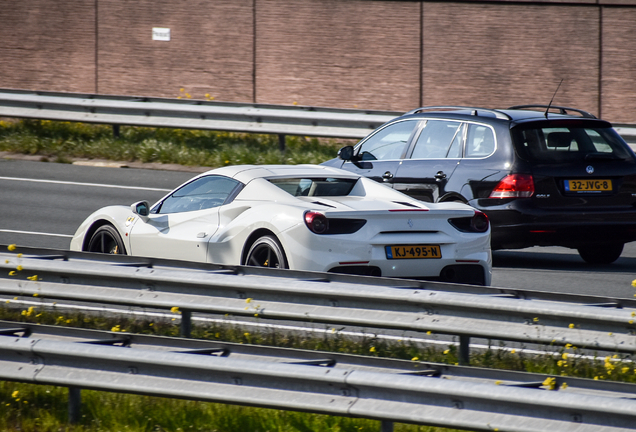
(3, 320, 634, 398)
(1, 331, 635, 431)
(0, 88, 398, 140)
(1, 247, 635, 361)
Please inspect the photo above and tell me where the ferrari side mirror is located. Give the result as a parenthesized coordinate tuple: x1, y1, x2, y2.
(131, 200, 150, 217)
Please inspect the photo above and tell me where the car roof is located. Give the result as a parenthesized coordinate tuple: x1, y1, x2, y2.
(399, 105, 609, 126)
(199, 164, 362, 183)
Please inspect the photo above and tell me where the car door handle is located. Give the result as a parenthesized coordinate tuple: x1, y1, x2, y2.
(435, 171, 447, 181)
(382, 171, 394, 181)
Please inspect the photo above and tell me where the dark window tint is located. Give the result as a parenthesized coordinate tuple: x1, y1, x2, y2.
(512, 126, 633, 163)
(157, 176, 242, 214)
(410, 120, 462, 159)
(270, 178, 358, 196)
(465, 124, 496, 158)
(356, 120, 418, 161)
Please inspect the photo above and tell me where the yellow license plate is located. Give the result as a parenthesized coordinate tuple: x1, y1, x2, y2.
(385, 245, 442, 259)
(565, 179, 612, 192)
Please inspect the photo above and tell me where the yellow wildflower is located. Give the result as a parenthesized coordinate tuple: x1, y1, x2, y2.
(27, 275, 38, 281)
(443, 349, 450, 355)
(17, 253, 22, 258)
(542, 377, 556, 390)
(568, 323, 575, 329)
(11, 391, 18, 398)
(32, 292, 39, 296)
(426, 331, 432, 335)
(632, 279, 636, 288)
(111, 325, 121, 332)
(9, 271, 15, 276)
(565, 343, 572, 349)
(8, 244, 16, 252)
(495, 380, 502, 385)
(170, 306, 180, 314)
(245, 298, 252, 303)
(533, 317, 539, 322)
(411, 356, 419, 362)
(562, 353, 568, 360)
(16, 265, 23, 271)
(369, 346, 376, 353)
(560, 383, 568, 390)
(510, 349, 516, 354)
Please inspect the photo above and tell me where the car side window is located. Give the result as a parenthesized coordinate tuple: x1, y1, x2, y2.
(410, 120, 462, 159)
(356, 120, 418, 161)
(465, 124, 495, 158)
(157, 176, 242, 214)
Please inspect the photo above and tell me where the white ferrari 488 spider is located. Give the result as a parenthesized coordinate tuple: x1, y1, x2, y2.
(70, 165, 491, 285)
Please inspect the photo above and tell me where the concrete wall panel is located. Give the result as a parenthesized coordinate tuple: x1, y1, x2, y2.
(601, 8, 636, 123)
(255, 0, 421, 111)
(0, 1, 96, 93)
(96, 0, 254, 102)
(422, 2, 600, 114)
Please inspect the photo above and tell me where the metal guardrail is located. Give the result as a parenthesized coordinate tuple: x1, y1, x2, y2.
(2, 88, 636, 151)
(0, 88, 398, 145)
(1, 321, 635, 432)
(1, 246, 635, 365)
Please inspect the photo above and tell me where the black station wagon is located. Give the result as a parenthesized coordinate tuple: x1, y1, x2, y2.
(322, 105, 636, 264)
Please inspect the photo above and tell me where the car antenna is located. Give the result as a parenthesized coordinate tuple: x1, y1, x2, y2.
(545, 78, 563, 118)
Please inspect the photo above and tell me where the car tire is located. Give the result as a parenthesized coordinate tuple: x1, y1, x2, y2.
(87, 225, 126, 255)
(245, 235, 288, 269)
(577, 243, 623, 265)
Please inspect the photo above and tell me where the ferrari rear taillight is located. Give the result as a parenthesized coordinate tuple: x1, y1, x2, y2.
(304, 211, 329, 234)
(470, 211, 489, 232)
(449, 211, 489, 233)
(489, 174, 534, 198)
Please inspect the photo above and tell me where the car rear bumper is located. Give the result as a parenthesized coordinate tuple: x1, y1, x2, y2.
(473, 199, 636, 249)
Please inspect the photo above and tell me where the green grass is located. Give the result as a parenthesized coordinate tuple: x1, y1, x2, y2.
(0, 119, 345, 167)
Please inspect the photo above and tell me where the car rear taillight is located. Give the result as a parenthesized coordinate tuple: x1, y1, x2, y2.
(489, 174, 534, 198)
(304, 211, 329, 234)
(449, 211, 489, 233)
(470, 211, 489, 232)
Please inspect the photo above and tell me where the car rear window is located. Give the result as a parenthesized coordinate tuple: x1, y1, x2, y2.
(270, 178, 358, 196)
(512, 124, 633, 163)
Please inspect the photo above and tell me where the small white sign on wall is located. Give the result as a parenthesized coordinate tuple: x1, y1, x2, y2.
(152, 27, 171, 41)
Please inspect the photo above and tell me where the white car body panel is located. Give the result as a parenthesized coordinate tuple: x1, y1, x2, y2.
(70, 164, 492, 285)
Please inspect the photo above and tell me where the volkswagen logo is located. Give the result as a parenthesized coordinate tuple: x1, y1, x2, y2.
(586, 165, 594, 174)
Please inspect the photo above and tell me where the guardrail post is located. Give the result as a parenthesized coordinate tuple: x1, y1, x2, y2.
(68, 386, 81, 424)
(459, 335, 470, 365)
(180, 309, 192, 338)
(381, 420, 393, 432)
(278, 134, 286, 152)
(112, 124, 120, 138)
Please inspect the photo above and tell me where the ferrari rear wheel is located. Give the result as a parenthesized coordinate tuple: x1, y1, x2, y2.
(87, 225, 126, 255)
(245, 235, 288, 269)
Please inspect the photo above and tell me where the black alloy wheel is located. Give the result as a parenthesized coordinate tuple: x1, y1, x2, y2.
(245, 235, 288, 269)
(87, 225, 126, 255)
(577, 243, 624, 265)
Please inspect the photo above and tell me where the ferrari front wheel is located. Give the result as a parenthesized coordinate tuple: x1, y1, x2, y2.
(87, 225, 126, 255)
(245, 235, 288, 269)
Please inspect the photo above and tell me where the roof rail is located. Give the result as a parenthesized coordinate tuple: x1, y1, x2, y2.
(506, 105, 597, 119)
(404, 106, 511, 120)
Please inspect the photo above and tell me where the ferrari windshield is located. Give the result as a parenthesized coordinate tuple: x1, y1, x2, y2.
(269, 177, 358, 197)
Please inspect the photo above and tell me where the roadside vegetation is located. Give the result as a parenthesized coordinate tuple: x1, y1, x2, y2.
(1, 122, 636, 431)
(0, 119, 345, 168)
(0, 301, 635, 432)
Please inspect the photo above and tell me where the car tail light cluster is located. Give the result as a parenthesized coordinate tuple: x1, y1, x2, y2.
(449, 211, 489, 233)
(489, 174, 534, 198)
(304, 211, 329, 234)
(304, 211, 367, 235)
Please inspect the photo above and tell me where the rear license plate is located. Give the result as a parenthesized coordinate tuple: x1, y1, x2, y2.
(564, 179, 612, 193)
(385, 245, 442, 259)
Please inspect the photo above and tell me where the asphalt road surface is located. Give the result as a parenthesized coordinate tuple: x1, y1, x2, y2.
(1, 158, 635, 299)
